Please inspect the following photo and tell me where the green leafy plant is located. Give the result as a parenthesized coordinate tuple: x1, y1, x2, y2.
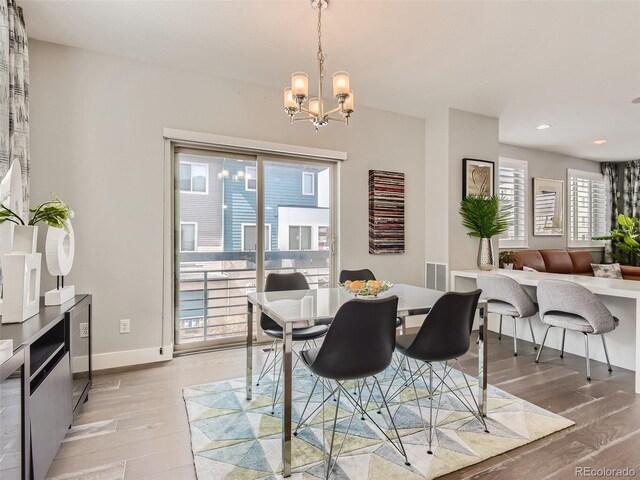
(0, 196, 73, 232)
(499, 250, 517, 265)
(459, 195, 511, 239)
(593, 214, 640, 265)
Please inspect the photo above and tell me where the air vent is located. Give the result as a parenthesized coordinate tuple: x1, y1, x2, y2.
(425, 262, 448, 291)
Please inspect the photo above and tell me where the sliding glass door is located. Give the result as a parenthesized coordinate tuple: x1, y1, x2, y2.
(173, 148, 336, 350)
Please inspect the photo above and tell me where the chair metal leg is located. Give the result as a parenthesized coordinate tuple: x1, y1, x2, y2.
(498, 314, 503, 340)
(602, 335, 613, 372)
(535, 326, 552, 363)
(584, 333, 591, 381)
(325, 387, 342, 479)
(256, 340, 278, 386)
(528, 317, 538, 350)
(428, 364, 434, 454)
(560, 329, 566, 358)
(512, 316, 518, 356)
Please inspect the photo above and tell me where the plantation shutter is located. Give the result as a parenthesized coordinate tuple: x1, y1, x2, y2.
(568, 169, 607, 247)
(499, 158, 528, 248)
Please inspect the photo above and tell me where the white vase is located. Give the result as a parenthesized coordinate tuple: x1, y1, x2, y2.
(1, 253, 42, 323)
(477, 238, 495, 271)
(12, 225, 38, 254)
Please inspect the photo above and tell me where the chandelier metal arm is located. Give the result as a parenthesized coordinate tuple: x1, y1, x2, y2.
(324, 105, 343, 117)
(292, 115, 317, 122)
(327, 116, 347, 123)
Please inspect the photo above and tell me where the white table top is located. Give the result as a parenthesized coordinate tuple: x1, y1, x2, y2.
(248, 284, 444, 324)
(451, 268, 640, 299)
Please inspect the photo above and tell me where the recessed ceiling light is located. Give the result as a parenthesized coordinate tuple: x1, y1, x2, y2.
(632, 97, 640, 104)
(536, 124, 551, 130)
(593, 139, 608, 145)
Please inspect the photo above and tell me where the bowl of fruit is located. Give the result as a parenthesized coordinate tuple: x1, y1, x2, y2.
(340, 279, 393, 297)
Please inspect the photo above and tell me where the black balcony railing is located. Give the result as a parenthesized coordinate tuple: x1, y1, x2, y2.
(177, 250, 331, 344)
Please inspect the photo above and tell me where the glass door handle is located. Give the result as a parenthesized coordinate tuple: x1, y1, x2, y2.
(330, 236, 336, 255)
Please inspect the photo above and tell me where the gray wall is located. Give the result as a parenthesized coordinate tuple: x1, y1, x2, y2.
(499, 143, 602, 252)
(28, 40, 426, 367)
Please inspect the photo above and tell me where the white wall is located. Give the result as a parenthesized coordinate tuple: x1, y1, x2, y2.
(28, 40, 426, 368)
(425, 108, 499, 272)
(499, 144, 602, 251)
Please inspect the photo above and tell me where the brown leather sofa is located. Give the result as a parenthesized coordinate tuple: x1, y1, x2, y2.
(512, 249, 640, 281)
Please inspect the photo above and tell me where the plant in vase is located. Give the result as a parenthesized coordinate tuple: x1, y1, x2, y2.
(499, 250, 517, 269)
(1, 196, 75, 317)
(593, 214, 640, 265)
(459, 195, 511, 271)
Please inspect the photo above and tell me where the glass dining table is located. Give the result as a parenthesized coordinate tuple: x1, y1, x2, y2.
(246, 284, 488, 477)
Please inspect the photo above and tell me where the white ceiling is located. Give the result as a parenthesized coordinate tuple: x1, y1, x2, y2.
(21, 0, 640, 161)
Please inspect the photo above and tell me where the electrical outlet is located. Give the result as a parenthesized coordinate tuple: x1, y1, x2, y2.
(119, 319, 130, 334)
(80, 322, 89, 338)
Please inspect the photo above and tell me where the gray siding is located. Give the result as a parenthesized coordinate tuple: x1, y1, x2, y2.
(178, 153, 224, 250)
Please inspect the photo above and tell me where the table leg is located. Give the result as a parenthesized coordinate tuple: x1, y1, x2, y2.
(478, 300, 488, 416)
(246, 300, 253, 401)
(282, 322, 293, 477)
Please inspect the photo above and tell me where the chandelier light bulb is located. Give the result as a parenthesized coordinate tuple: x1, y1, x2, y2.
(309, 98, 320, 115)
(342, 91, 354, 112)
(333, 71, 350, 97)
(283, 88, 295, 108)
(291, 72, 309, 98)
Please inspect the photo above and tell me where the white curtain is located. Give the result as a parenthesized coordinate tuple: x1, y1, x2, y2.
(1, 0, 30, 215)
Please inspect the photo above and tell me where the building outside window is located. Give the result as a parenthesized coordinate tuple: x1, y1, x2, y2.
(245, 166, 257, 191)
(179, 162, 208, 193)
(302, 171, 315, 195)
(180, 222, 197, 252)
(289, 225, 312, 250)
(242, 224, 271, 251)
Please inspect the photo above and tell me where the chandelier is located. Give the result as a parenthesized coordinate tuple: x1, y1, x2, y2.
(283, 0, 354, 129)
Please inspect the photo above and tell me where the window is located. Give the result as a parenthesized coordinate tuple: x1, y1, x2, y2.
(568, 169, 607, 247)
(180, 223, 197, 252)
(499, 158, 528, 248)
(318, 226, 330, 251)
(179, 162, 208, 193)
(289, 226, 312, 250)
(242, 224, 271, 251)
(245, 166, 257, 191)
(302, 172, 315, 195)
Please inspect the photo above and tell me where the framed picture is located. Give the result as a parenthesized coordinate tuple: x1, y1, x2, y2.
(369, 170, 405, 254)
(533, 177, 564, 236)
(463, 158, 494, 199)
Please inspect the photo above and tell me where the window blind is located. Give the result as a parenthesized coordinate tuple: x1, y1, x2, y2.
(568, 169, 607, 247)
(499, 158, 528, 248)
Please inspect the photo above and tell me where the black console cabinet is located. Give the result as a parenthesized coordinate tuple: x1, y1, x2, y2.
(0, 295, 92, 480)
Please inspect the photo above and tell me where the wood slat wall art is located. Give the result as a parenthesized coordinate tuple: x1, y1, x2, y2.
(368, 170, 405, 254)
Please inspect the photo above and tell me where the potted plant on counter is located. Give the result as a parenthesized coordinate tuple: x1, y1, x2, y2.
(1, 196, 73, 253)
(459, 195, 511, 271)
(499, 250, 517, 269)
(593, 214, 640, 266)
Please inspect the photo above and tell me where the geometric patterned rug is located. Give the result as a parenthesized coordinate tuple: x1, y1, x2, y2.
(183, 363, 573, 479)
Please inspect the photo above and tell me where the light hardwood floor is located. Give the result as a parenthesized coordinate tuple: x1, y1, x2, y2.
(47, 332, 640, 479)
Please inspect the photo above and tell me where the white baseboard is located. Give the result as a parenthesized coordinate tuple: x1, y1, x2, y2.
(73, 344, 174, 372)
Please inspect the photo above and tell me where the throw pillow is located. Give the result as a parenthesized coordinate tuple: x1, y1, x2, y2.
(591, 263, 623, 279)
(522, 266, 538, 272)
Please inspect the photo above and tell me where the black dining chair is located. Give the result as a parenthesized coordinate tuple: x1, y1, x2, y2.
(338, 268, 376, 284)
(297, 296, 410, 478)
(387, 290, 487, 455)
(255, 272, 329, 412)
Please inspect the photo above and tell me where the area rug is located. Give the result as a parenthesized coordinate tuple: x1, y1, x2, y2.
(183, 364, 573, 479)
